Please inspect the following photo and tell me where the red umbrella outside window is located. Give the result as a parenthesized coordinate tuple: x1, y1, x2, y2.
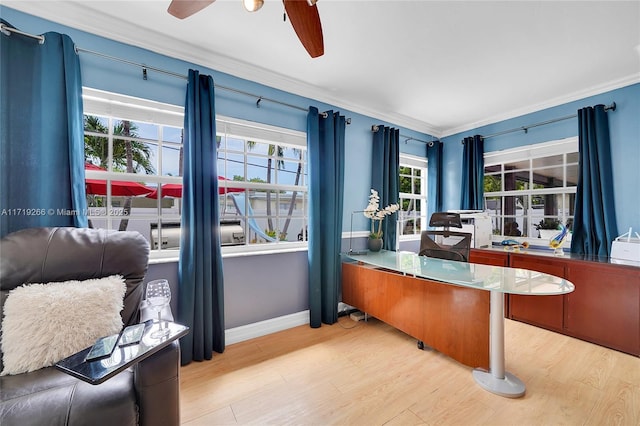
(146, 183, 182, 199)
(146, 177, 245, 199)
(85, 163, 154, 197)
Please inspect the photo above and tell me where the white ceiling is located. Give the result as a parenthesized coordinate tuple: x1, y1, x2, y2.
(4, 1, 640, 137)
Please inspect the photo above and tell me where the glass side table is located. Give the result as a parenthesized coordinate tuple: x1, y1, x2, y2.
(56, 320, 189, 385)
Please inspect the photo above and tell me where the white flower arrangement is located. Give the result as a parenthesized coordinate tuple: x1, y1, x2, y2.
(363, 189, 400, 239)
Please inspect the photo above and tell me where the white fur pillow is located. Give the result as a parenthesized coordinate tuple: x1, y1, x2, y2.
(1, 275, 126, 375)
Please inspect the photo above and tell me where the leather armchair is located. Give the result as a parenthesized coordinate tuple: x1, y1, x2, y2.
(0, 227, 180, 426)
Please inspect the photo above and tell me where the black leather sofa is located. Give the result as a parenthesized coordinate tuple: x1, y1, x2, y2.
(0, 227, 181, 426)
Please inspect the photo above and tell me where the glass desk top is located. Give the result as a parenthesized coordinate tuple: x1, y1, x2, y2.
(56, 320, 189, 385)
(343, 250, 574, 296)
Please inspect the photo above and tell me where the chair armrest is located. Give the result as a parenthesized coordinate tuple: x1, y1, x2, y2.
(134, 340, 181, 426)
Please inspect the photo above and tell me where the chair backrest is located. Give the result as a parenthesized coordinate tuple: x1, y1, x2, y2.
(420, 212, 471, 261)
(419, 230, 472, 262)
(429, 212, 463, 229)
(0, 227, 150, 372)
(0, 227, 150, 326)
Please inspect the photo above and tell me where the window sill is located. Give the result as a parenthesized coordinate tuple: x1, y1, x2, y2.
(399, 234, 421, 242)
(149, 250, 180, 265)
(148, 242, 308, 264)
(223, 241, 308, 258)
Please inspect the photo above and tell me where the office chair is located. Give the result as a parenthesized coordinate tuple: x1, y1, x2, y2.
(418, 212, 472, 262)
(417, 212, 472, 350)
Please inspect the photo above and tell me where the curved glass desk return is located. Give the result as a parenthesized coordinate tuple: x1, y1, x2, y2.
(343, 250, 575, 398)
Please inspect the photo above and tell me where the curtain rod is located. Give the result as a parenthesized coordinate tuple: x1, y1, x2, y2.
(77, 45, 352, 121)
(1, 23, 323, 116)
(1, 23, 45, 43)
(482, 102, 617, 140)
(75, 47, 313, 114)
(371, 125, 437, 147)
(402, 134, 437, 147)
(76, 44, 353, 122)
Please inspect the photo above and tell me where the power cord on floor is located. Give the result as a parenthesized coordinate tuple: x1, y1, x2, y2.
(337, 316, 360, 329)
(336, 308, 365, 329)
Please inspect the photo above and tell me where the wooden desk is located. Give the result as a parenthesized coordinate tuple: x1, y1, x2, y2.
(342, 261, 491, 369)
(470, 248, 640, 356)
(342, 250, 574, 398)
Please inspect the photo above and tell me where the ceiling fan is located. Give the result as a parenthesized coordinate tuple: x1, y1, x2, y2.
(167, 0, 324, 58)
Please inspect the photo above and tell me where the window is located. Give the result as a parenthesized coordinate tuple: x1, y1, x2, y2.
(83, 88, 183, 255)
(483, 138, 577, 242)
(216, 119, 308, 250)
(82, 88, 308, 256)
(398, 154, 427, 238)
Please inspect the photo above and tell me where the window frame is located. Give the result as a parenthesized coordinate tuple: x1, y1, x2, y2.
(215, 118, 308, 256)
(483, 137, 578, 246)
(398, 153, 428, 241)
(82, 88, 309, 260)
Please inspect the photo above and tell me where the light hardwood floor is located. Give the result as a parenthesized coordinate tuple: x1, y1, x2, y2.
(180, 317, 639, 426)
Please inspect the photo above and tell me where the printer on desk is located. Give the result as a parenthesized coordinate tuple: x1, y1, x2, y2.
(442, 210, 492, 248)
(611, 228, 640, 264)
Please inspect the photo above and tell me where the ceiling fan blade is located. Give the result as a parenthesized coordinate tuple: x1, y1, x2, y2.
(168, 0, 215, 19)
(283, 0, 324, 58)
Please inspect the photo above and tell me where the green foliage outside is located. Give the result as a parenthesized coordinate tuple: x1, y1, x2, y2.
(84, 116, 155, 174)
(84, 115, 156, 230)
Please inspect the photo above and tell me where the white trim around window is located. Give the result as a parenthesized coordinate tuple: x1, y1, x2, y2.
(484, 136, 578, 247)
(399, 153, 428, 241)
(82, 87, 309, 261)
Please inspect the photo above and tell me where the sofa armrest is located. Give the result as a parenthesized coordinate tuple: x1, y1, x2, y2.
(134, 341, 181, 426)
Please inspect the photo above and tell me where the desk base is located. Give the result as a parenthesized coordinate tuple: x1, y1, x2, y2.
(472, 369, 525, 398)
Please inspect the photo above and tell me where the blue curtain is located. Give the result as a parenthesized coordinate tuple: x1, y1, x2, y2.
(307, 107, 345, 327)
(460, 135, 484, 210)
(371, 126, 399, 250)
(0, 21, 87, 237)
(571, 105, 617, 256)
(427, 140, 443, 222)
(178, 69, 225, 364)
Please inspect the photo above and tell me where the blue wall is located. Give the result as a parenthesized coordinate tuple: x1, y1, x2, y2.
(3, 6, 638, 330)
(0, 6, 433, 329)
(0, 6, 433, 237)
(440, 83, 640, 234)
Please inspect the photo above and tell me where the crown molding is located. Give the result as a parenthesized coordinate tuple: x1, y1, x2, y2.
(5, 3, 636, 139)
(441, 73, 640, 138)
(3, 2, 441, 137)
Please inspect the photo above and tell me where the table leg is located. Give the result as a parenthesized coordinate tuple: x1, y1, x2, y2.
(472, 291, 525, 398)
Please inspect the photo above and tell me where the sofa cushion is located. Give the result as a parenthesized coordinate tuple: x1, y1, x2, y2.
(1, 275, 126, 376)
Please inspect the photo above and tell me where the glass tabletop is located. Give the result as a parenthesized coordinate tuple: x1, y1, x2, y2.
(56, 320, 189, 385)
(342, 250, 574, 295)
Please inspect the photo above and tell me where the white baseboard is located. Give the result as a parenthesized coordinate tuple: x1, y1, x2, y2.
(225, 310, 310, 345)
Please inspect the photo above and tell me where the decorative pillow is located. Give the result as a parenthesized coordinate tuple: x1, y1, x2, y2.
(1, 275, 126, 376)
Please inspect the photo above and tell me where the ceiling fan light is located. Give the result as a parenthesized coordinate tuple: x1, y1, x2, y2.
(242, 0, 264, 12)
